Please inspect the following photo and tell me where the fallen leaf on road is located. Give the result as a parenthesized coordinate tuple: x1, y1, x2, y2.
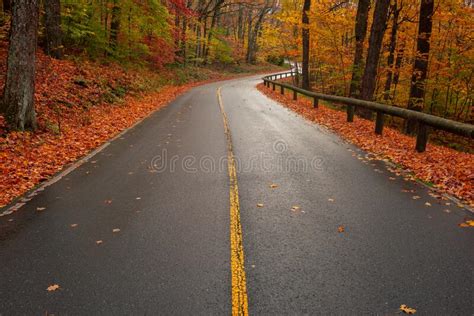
(257, 203, 264, 208)
(36, 207, 46, 211)
(47, 284, 60, 292)
(400, 304, 416, 314)
(443, 209, 451, 213)
(136, 197, 141, 200)
(389, 177, 396, 180)
(70, 224, 78, 228)
(412, 196, 421, 200)
(104, 200, 112, 204)
(338, 226, 345, 233)
(328, 198, 335, 202)
(270, 184, 278, 189)
(458, 220, 474, 228)
(291, 206, 300, 211)
(424, 202, 431, 207)
(112, 228, 121, 233)
(96, 240, 103, 245)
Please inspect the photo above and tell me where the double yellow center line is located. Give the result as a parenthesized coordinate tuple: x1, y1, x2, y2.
(217, 87, 249, 316)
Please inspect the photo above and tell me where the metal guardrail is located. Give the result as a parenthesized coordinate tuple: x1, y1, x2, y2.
(263, 72, 474, 152)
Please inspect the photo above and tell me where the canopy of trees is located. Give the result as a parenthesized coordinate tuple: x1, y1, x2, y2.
(0, 0, 281, 130)
(259, 0, 473, 126)
(1, 0, 472, 131)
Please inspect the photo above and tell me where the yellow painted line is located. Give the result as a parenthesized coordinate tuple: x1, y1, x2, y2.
(217, 87, 249, 316)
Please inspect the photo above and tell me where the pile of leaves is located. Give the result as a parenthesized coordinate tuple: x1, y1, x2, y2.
(257, 84, 474, 206)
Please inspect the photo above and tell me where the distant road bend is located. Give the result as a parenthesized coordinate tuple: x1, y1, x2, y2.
(0, 73, 472, 314)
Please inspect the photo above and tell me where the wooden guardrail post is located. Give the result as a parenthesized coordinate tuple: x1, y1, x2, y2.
(375, 111, 384, 135)
(313, 97, 319, 108)
(347, 106, 355, 122)
(272, 83, 276, 91)
(416, 123, 428, 152)
(293, 90, 297, 101)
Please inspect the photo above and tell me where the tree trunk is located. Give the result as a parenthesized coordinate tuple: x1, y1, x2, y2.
(383, 3, 400, 101)
(348, 0, 371, 98)
(44, 0, 63, 59)
(360, 0, 390, 104)
(237, 4, 244, 42)
(1, 0, 39, 131)
(109, 0, 120, 50)
(204, 0, 224, 64)
(247, 3, 269, 64)
(3, 0, 11, 13)
(302, 0, 311, 90)
(406, 0, 434, 134)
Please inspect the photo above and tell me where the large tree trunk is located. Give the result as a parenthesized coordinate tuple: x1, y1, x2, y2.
(348, 0, 371, 98)
(383, 2, 400, 101)
(406, 0, 434, 134)
(109, 0, 120, 50)
(44, 0, 63, 59)
(359, 0, 390, 118)
(301, 0, 311, 90)
(1, 0, 39, 130)
(3, 0, 11, 13)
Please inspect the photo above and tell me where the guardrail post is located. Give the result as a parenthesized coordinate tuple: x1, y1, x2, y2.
(416, 123, 428, 153)
(280, 85, 284, 95)
(293, 90, 297, 101)
(347, 105, 355, 122)
(272, 83, 276, 91)
(313, 97, 319, 108)
(375, 111, 384, 135)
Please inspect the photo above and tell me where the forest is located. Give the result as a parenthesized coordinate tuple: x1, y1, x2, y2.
(261, 0, 473, 128)
(0, 0, 473, 130)
(0, 0, 473, 207)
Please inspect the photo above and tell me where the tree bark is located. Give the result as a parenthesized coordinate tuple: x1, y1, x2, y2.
(383, 2, 400, 101)
(302, 0, 311, 90)
(349, 0, 371, 98)
(109, 0, 120, 50)
(360, 0, 390, 103)
(44, 0, 63, 59)
(1, 0, 39, 130)
(406, 0, 434, 134)
(3, 0, 11, 13)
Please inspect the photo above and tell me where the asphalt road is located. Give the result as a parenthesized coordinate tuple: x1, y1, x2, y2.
(0, 74, 473, 315)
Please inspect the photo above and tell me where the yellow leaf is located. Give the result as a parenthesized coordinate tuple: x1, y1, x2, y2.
(459, 220, 474, 228)
(400, 304, 416, 314)
(257, 203, 264, 208)
(291, 206, 300, 211)
(47, 284, 60, 292)
(270, 184, 278, 189)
